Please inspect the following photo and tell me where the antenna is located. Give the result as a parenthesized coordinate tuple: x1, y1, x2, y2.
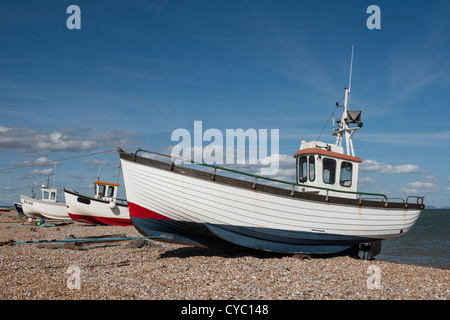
(31, 182, 36, 198)
(53, 162, 56, 188)
(348, 45, 354, 92)
(333, 45, 358, 156)
(116, 162, 122, 185)
(96, 161, 103, 180)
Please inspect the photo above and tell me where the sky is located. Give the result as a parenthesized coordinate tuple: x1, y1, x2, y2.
(1, 0, 449, 207)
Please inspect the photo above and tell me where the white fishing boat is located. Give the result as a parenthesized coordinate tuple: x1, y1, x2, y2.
(65, 179, 131, 226)
(20, 178, 69, 220)
(118, 60, 424, 258)
(20, 195, 45, 218)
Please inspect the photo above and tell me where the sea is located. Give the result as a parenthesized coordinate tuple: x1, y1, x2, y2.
(375, 209, 449, 270)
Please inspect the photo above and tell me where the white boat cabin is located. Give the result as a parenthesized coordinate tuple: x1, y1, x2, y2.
(294, 140, 361, 198)
(294, 85, 363, 199)
(94, 179, 119, 201)
(40, 178, 60, 202)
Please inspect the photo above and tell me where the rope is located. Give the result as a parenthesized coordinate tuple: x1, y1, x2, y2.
(0, 235, 166, 246)
(0, 148, 117, 172)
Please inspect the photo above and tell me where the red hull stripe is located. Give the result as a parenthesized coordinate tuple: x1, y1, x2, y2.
(68, 213, 132, 226)
(128, 202, 172, 220)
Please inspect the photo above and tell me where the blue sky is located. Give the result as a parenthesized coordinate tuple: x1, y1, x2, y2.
(1, 0, 449, 207)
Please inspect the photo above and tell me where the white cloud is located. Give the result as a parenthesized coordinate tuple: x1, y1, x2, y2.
(360, 159, 422, 174)
(359, 131, 450, 146)
(401, 176, 439, 194)
(8, 157, 60, 168)
(83, 159, 111, 167)
(358, 176, 377, 188)
(27, 168, 54, 178)
(0, 126, 138, 155)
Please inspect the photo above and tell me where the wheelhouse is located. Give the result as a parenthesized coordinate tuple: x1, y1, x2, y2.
(94, 179, 119, 200)
(294, 142, 362, 199)
(41, 187, 59, 202)
(40, 177, 60, 202)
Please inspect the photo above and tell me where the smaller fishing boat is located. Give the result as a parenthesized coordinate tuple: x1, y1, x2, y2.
(14, 202, 24, 216)
(0, 206, 11, 212)
(19, 183, 41, 219)
(20, 178, 69, 220)
(65, 178, 131, 226)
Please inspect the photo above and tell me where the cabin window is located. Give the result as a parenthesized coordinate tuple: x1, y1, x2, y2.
(298, 156, 307, 182)
(43, 191, 49, 200)
(340, 162, 353, 187)
(309, 156, 315, 182)
(50, 192, 56, 200)
(107, 186, 115, 197)
(323, 158, 336, 184)
(98, 185, 105, 196)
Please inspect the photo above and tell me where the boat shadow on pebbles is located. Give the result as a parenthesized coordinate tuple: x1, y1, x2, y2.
(157, 245, 310, 260)
(156, 244, 374, 261)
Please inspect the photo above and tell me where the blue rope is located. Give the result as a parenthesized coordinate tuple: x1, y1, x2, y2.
(11, 236, 165, 245)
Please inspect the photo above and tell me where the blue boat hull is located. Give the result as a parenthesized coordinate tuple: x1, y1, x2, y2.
(14, 202, 24, 215)
(131, 215, 376, 256)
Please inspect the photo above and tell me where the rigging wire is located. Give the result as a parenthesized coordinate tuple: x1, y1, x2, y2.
(0, 148, 117, 173)
(316, 94, 345, 142)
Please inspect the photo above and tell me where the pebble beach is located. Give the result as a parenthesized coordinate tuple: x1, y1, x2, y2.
(0, 210, 448, 301)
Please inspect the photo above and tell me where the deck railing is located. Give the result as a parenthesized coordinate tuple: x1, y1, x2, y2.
(132, 148, 424, 208)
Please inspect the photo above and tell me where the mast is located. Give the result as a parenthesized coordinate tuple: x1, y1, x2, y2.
(116, 162, 122, 185)
(53, 162, 56, 188)
(333, 45, 362, 157)
(346, 45, 355, 156)
(96, 161, 103, 181)
(348, 45, 354, 92)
